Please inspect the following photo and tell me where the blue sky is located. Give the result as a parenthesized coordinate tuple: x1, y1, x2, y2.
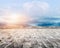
(0, 0, 60, 26)
(0, 0, 59, 16)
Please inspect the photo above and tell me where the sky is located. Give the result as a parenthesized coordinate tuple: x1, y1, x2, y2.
(0, 0, 60, 26)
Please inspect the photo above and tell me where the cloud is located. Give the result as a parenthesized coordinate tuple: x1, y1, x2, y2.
(55, 7, 60, 15)
(21, 1, 50, 25)
(22, 1, 50, 17)
(0, 9, 30, 25)
(0, 1, 50, 26)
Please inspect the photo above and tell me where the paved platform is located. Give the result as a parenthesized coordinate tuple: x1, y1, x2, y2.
(0, 29, 60, 48)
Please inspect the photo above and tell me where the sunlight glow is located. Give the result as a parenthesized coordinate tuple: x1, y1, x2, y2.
(6, 13, 28, 25)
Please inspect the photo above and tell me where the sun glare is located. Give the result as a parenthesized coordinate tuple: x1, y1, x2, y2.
(0, 13, 29, 28)
(6, 13, 28, 25)
(8, 14, 19, 24)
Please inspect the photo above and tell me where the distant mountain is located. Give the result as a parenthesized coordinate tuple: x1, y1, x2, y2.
(37, 22, 60, 26)
(37, 22, 54, 26)
(29, 17, 60, 26)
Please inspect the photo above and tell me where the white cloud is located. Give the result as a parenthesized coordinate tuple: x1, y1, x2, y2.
(22, 1, 50, 17)
(55, 7, 60, 15)
(0, 1, 50, 24)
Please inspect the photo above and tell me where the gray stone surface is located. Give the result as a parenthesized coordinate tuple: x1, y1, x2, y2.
(0, 29, 60, 48)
